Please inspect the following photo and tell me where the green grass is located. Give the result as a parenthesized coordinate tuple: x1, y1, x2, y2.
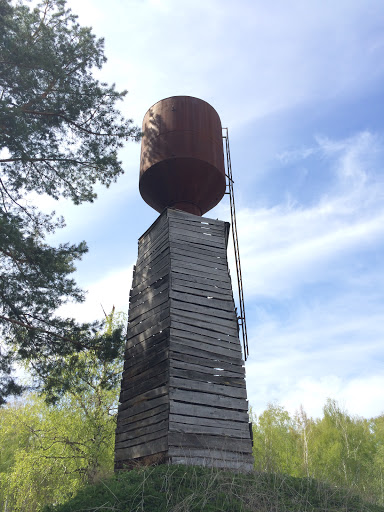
(44, 464, 384, 512)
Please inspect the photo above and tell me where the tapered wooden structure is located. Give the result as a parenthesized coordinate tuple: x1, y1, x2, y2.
(115, 208, 253, 471)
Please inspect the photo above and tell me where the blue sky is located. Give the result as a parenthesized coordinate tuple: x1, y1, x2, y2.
(38, 0, 384, 419)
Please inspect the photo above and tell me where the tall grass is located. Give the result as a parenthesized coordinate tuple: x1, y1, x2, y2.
(44, 464, 384, 512)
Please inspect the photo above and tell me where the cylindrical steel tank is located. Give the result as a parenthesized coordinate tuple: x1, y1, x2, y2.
(139, 96, 226, 216)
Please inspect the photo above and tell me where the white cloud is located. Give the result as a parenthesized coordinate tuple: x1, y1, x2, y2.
(229, 131, 384, 297)
(58, 265, 134, 323)
(66, 0, 384, 130)
(272, 374, 384, 419)
(238, 130, 384, 418)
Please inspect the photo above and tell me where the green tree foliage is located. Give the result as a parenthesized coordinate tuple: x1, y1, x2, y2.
(0, 311, 126, 511)
(0, 0, 140, 403)
(252, 400, 384, 506)
(309, 399, 376, 490)
(252, 403, 300, 475)
(2, 394, 384, 511)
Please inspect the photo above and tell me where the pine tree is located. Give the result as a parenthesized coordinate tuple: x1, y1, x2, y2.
(0, 0, 140, 403)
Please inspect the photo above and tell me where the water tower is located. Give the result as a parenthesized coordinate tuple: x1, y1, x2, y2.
(115, 96, 253, 471)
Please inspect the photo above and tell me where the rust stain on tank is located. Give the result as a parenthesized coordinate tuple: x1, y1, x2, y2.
(139, 96, 226, 216)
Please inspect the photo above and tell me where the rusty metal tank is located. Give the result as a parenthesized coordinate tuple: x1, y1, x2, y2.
(139, 96, 226, 216)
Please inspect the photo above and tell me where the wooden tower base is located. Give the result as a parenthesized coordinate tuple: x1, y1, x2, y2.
(115, 209, 253, 471)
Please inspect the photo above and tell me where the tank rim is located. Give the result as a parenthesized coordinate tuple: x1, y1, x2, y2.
(142, 95, 221, 122)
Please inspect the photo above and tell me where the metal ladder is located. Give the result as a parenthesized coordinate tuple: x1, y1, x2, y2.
(223, 128, 249, 360)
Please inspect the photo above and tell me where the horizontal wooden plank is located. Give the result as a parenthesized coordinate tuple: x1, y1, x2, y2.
(168, 432, 251, 453)
(130, 265, 169, 297)
(168, 209, 224, 227)
(171, 311, 238, 337)
(169, 226, 225, 246)
(136, 238, 170, 270)
(168, 209, 224, 224)
(169, 340, 243, 367)
(171, 320, 239, 344)
(171, 277, 232, 297)
(170, 268, 231, 288)
(116, 406, 169, 434)
(118, 384, 168, 413)
(116, 429, 168, 450)
(136, 245, 170, 274)
(130, 276, 168, 305)
(128, 292, 169, 325)
(172, 326, 240, 350)
(127, 308, 169, 339)
(169, 217, 227, 234)
(132, 259, 170, 289)
(170, 254, 228, 274)
(171, 284, 230, 303)
(126, 317, 171, 348)
(169, 413, 248, 432)
(127, 312, 170, 341)
(170, 239, 227, 258)
(135, 248, 169, 278)
(171, 306, 238, 333)
(117, 395, 169, 422)
(125, 329, 169, 358)
(135, 245, 170, 274)
(170, 292, 235, 313)
(170, 324, 240, 349)
(116, 421, 168, 445)
(136, 240, 169, 269)
(170, 333, 241, 360)
(115, 435, 168, 461)
(170, 259, 229, 279)
(169, 389, 248, 411)
(170, 358, 245, 379)
(169, 401, 249, 423)
(169, 233, 224, 252)
(171, 266, 232, 287)
(169, 421, 249, 439)
(137, 238, 169, 269)
(169, 216, 224, 229)
(170, 229, 225, 246)
(121, 358, 168, 389)
(169, 376, 247, 400)
(169, 225, 225, 242)
(137, 231, 169, 265)
(170, 299, 237, 323)
(170, 350, 244, 376)
(170, 456, 254, 471)
(169, 366, 245, 389)
(171, 247, 227, 267)
(168, 447, 253, 463)
(169, 221, 224, 239)
(120, 370, 168, 402)
(124, 339, 169, 373)
(121, 345, 169, 380)
(169, 216, 225, 233)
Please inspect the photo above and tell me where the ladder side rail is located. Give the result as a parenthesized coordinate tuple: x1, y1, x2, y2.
(223, 128, 249, 359)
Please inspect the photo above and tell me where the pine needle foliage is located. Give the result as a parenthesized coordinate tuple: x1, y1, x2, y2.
(0, 0, 140, 403)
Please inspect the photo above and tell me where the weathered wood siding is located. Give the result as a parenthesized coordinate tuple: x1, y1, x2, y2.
(115, 209, 253, 471)
(115, 214, 170, 469)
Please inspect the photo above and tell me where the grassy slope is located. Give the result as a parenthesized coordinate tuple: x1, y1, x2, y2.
(45, 464, 384, 512)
